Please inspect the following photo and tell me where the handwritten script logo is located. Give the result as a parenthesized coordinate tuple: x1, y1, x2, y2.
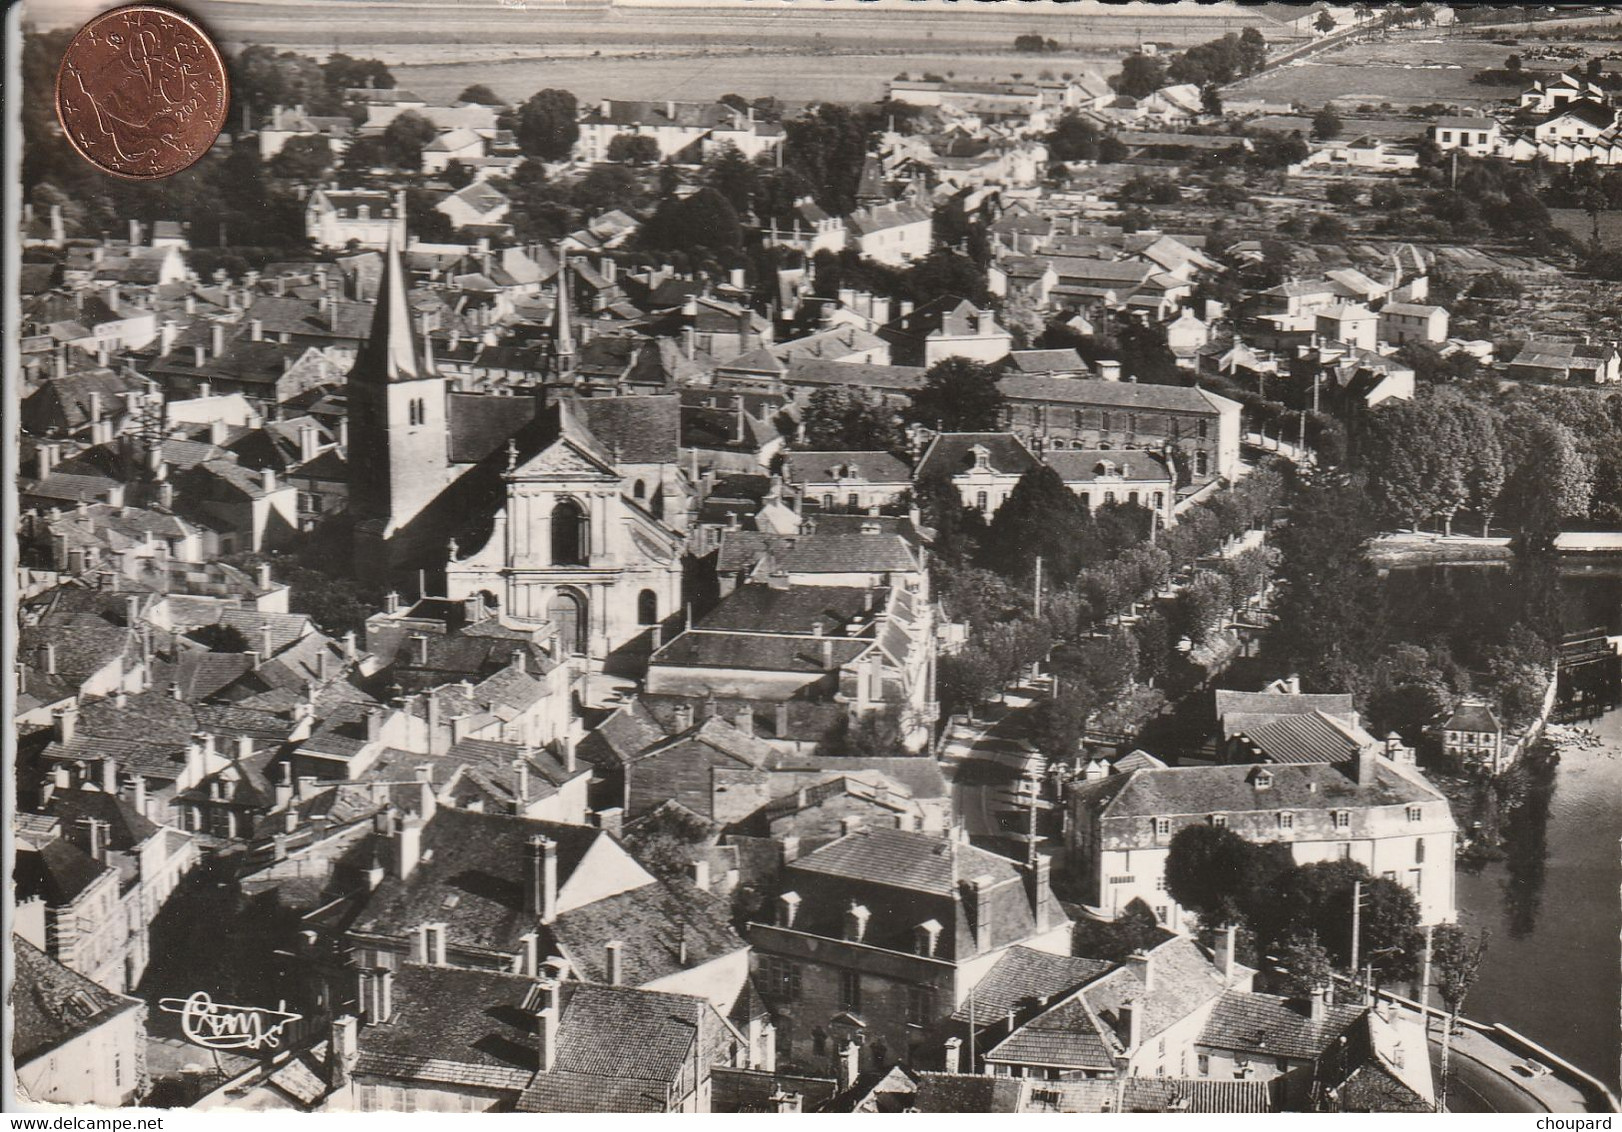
(158, 992, 303, 1053)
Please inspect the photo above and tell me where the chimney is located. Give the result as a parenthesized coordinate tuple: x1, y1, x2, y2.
(840, 816, 864, 836)
(1028, 853, 1052, 933)
(394, 814, 423, 879)
(691, 859, 711, 892)
(260, 622, 275, 660)
(605, 939, 624, 985)
(1353, 743, 1379, 785)
(774, 701, 790, 738)
(969, 874, 994, 953)
(99, 756, 120, 794)
(1099, 360, 1122, 382)
(210, 321, 225, 358)
(274, 763, 293, 810)
(513, 757, 530, 807)
(260, 467, 276, 493)
(1284, 674, 1302, 695)
(297, 775, 317, 800)
(777, 890, 802, 928)
(944, 1036, 964, 1074)
(536, 1001, 560, 1072)
(365, 706, 383, 741)
(673, 702, 694, 731)
(593, 807, 624, 837)
(129, 218, 142, 246)
(734, 704, 754, 736)
(53, 702, 77, 744)
(780, 836, 800, 865)
(844, 902, 871, 942)
(562, 736, 577, 775)
(82, 817, 106, 862)
(1127, 948, 1156, 992)
(209, 417, 228, 446)
(125, 594, 141, 627)
(1218, 924, 1238, 981)
(1118, 1002, 1142, 1051)
(527, 835, 559, 923)
(1309, 985, 1328, 1023)
(43, 642, 59, 676)
(343, 631, 358, 661)
(298, 422, 318, 463)
(131, 774, 148, 819)
(837, 1041, 860, 1092)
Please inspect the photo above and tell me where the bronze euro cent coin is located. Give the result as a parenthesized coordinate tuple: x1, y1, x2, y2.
(55, 4, 230, 180)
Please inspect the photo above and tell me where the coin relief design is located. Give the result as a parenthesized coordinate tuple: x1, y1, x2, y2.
(55, 4, 230, 180)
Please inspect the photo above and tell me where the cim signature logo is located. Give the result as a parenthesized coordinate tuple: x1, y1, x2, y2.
(158, 992, 303, 1052)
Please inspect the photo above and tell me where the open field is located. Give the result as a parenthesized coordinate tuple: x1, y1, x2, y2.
(389, 49, 1120, 105)
(1548, 208, 1622, 248)
(1227, 32, 1525, 110)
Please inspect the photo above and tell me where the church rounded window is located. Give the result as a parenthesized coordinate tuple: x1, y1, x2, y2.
(550, 499, 589, 566)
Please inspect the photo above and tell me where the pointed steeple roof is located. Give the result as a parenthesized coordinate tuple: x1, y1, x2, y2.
(551, 248, 574, 362)
(351, 229, 427, 383)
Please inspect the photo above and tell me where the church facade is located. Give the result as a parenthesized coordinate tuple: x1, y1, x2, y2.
(347, 236, 687, 670)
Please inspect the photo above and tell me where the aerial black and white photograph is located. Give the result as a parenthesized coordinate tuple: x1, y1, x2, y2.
(5, 0, 1621, 1116)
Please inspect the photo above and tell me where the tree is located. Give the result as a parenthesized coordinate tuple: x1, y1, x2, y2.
(782, 103, 869, 214)
(1175, 572, 1233, 645)
(1031, 685, 1097, 760)
(1312, 106, 1344, 140)
(513, 89, 580, 161)
(1202, 83, 1224, 117)
(381, 110, 437, 171)
(1048, 112, 1103, 162)
(904, 250, 991, 307)
(338, 134, 390, 176)
(908, 356, 1006, 433)
(232, 44, 330, 117)
(1315, 9, 1338, 33)
(322, 52, 394, 96)
(704, 142, 759, 214)
(1164, 824, 1272, 927)
(797, 387, 907, 453)
(1325, 182, 1361, 207)
(268, 134, 333, 181)
(938, 647, 1000, 718)
(1431, 923, 1489, 1113)
(457, 83, 505, 106)
(640, 186, 743, 256)
(606, 134, 660, 165)
(1272, 930, 1336, 999)
(1505, 53, 1522, 73)
(1116, 53, 1167, 100)
(982, 466, 1094, 582)
(1256, 861, 1422, 981)
(442, 159, 475, 190)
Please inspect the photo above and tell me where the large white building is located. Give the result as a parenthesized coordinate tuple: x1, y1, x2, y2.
(1066, 749, 1457, 932)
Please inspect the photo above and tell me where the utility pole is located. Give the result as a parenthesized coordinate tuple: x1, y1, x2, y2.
(1420, 924, 1433, 1016)
(967, 984, 977, 1071)
(1033, 555, 1044, 621)
(1349, 880, 1363, 976)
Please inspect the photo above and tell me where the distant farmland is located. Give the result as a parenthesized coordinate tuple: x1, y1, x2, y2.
(1225, 33, 1524, 109)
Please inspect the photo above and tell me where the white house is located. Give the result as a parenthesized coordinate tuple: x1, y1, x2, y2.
(1378, 303, 1449, 347)
(1426, 117, 1501, 157)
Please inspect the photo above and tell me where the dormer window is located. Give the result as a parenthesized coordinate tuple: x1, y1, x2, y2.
(1209, 814, 1227, 829)
(1252, 769, 1273, 790)
(1333, 810, 1351, 830)
(1153, 817, 1171, 837)
(915, 919, 943, 957)
(1406, 805, 1423, 822)
(970, 445, 990, 472)
(1278, 811, 1294, 831)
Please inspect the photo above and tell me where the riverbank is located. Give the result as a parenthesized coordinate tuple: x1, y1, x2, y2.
(1451, 706, 1622, 1091)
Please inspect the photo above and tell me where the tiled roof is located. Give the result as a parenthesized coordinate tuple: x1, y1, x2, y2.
(1228, 711, 1368, 765)
(1043, 449, 1172, 484)
(352, 962, 539, 1087)
(997, 375, 1232, 414)
(41, 786, 160, 851)
(697, 584, 884, 635)
(715, 530, 922, 575)
(783, 358, 926, 392)
(789, 827, 1022, 897)
(782, 450, 910, 485)
(650, 629, 870, 673)
(516, 983, 732, 1113)
(915, 432, 1039, 481)
(548, 874, 744, 986)
(1214, 690, 1355, 734)
(882, 294, 1002, 340)
(1006, 348, 1088, 375)
(985, 994, 1119, 1070)
(1199, 990, 1365, 1061)
(11, 935, 143, 1065)
(912, 1072, 1024, 1113)
(577, 394, 680, 464)
(344, 808, 606, 953)
(1120, 1077, 1274, 1113)
(15, 840, 114, 906)
(1073, 760, 1438, 819)
(952, 946, 1112, 1023)
(1444, 702, 1500, 733)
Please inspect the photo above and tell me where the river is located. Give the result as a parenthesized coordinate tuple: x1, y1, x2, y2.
(1385, 560, 1621, 1091)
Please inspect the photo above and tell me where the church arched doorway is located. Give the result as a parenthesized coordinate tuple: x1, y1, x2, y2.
(548, 587, 588, 655)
